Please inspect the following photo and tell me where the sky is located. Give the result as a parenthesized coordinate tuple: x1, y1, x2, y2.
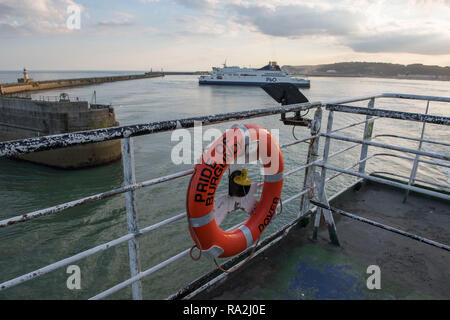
(0, 0, 450, 71)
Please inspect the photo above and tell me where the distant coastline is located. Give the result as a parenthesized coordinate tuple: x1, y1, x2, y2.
(291, 73, 450, 82)
(283, 62, 450, 81)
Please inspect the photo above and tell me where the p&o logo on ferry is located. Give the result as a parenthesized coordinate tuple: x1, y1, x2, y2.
(266, 77, 277, 82)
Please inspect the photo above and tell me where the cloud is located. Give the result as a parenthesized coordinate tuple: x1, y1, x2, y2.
(173, 15, 228, 37)
(224, 1, 450, 55)
(96, 12, 134, 28)
(226, 2, 362, 38)
(0, 0, 82, 36)
(348, 32, 450, 55)
(173, 0, 218, 10)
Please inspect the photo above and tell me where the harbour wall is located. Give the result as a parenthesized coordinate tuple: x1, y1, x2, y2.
(0, 97, 122, 168)
(0, 72, 164, 95)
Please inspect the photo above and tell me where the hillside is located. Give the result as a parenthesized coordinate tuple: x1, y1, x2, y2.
(283, 62, 450, 80)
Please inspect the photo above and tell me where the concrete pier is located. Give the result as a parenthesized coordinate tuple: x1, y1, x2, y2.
(0, 97, 122, 168)
(0, 72, 164, 95)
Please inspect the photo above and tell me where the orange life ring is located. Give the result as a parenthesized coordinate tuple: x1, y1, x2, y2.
(186, 124, 284, 258)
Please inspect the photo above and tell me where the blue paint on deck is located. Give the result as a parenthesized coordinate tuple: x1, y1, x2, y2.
(286, 261, 365, 299)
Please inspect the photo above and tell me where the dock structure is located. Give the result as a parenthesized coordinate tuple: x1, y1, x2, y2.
(0, 71, 164, 95)
(0, 96, 122, 168)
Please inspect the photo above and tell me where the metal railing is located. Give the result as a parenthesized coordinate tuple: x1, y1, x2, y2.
(0, 93, 449, 299)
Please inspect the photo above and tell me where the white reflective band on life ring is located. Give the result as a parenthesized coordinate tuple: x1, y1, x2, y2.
(238, 225, 254, 248)
(264, 172, 284, 183)
(189, 212, 214, 228)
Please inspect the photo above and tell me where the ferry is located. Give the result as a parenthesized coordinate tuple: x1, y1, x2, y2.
(199, 61, 310, 88)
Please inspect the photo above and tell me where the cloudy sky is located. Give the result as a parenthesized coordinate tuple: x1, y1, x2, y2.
(1, 0, 450, 70)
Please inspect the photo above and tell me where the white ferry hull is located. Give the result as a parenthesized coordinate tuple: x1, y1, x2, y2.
(199, 78, 310, 88)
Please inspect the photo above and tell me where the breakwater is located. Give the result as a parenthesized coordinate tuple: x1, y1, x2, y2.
(0, 72, 164, 95)
(0, 97, 122, 168)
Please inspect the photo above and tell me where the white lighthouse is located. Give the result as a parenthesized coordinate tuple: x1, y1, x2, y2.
(18, 68, 33, 83)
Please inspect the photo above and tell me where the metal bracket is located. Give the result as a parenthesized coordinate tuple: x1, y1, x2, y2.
(280, 114, 313, 127)
(261, 83, 312, 127)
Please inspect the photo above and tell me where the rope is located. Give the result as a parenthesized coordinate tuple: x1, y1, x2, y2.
(189, 244, 202, 261)
(276, 197, 283, 216)
(292, 126, 301, 141)
(213, 237, 260, 274)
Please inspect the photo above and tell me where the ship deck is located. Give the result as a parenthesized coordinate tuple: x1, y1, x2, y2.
(191, 179, 450, 300)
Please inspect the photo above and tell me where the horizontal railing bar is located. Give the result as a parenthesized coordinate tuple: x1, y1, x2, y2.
(280, 133, 320, 149)
(321, 163, 450, 201)
(370, 171, 450, 190)
(0, 94, 383, 158)
(90, 248, 191, 300)
(326, 104, 450, 125)
(285, 143, 361, 177)
(326, 94, 383, 105)
(284, 163, 311, 177)
(322, 133, 450, 161)
(381, 93, 450, 103)
(0, 212, 187, 291)
(0, 169, 194, 228)
(373, 152, 450, 169)
(330, 117, 381, 134)
(325, 151, 449, 190)
(0, 233, 134, 291)
(0, 104, 317, 158)
(310, 200, 450, 252)
(325, 154, 375, 184)
(280, 117, 379, 150)
(332, 153, 449, 189)
(283, 189, 309, 204)
(373, 134, 450, 147)
(1, 93, 447, 159)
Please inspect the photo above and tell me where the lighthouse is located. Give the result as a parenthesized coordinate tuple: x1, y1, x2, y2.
(18, 68, 33, 83)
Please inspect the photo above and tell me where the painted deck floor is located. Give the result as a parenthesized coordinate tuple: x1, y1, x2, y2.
(192, 180, 450, 300)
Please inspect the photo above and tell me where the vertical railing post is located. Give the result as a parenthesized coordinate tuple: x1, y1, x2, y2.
(403, 100, 430, 202)
(121, 137, 143, 300)
(299, 106, 323, 219)
(314, 110, 340, 245)
(358, 98, 375, 174)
